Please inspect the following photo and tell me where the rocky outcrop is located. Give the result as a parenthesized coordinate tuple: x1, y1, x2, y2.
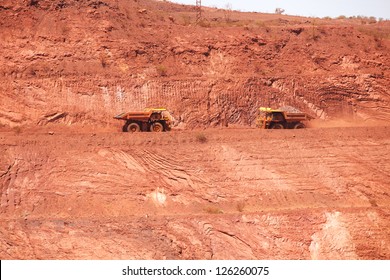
(0, 0, 389, 129)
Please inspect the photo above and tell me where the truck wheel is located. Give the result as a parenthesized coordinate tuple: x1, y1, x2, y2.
(294, 123, 306, 129)
(271, 123, 284, 129)
(150, 122, 164, 132)
(127, 122, 141, 132)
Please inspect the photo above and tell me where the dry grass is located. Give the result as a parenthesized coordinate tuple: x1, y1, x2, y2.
(204, 206, 223, 214)
(156, 64, 168, 76)
(195, 133, 207, 143)
(236, 200, 246, 212)
(13, 126, 22, 134)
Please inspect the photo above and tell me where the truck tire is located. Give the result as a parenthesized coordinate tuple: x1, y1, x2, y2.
(294, 123, 306, 129)
(271, 123, 284, 129)
(126, 122, 141, 132)
(150, 122, 164, 132)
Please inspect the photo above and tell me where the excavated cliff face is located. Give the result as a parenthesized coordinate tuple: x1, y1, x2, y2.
(0, 0, 389, 129)
(1, 1, 390, 260)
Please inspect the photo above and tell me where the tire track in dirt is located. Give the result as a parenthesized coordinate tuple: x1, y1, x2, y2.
(1, 127, 389, 259)
(134, 148, 218, 204)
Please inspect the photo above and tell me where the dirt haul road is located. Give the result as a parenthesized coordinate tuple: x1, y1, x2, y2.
(1, 126, 389, 259)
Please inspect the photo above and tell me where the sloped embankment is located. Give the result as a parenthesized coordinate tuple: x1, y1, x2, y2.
(1, 127, 389, 259)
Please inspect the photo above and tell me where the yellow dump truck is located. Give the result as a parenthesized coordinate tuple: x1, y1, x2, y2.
(114, 108, 173, 132)
(258, 107, 313, 129)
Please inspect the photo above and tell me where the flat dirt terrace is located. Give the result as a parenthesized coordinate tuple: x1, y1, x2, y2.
(1, 125, 389, 259)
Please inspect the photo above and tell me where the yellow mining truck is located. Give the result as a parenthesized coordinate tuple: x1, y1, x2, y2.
(258, 107, 313, 129)
(114, 108, 173, 132)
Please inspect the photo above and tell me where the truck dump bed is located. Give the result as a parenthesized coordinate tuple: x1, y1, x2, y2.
(284, 112, 311, 121)
(114, 111, 152, 121)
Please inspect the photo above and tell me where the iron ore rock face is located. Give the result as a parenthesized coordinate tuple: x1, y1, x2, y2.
(0, 0, 389, 260)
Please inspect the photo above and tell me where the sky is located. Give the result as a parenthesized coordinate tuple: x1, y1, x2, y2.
(169, 0, 390, 19)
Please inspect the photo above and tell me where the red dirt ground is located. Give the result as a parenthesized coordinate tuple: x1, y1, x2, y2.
(1, 126, 390, 259)
(0, 0, 389, 259)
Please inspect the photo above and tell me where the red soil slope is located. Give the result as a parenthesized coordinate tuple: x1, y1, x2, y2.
(0, 0, 389, 129)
